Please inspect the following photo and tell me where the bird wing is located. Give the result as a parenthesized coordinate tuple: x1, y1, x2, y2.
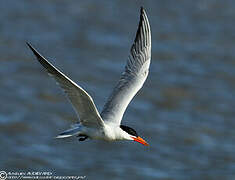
(27, 43, 104, 128)
(101, 7, 151, 125)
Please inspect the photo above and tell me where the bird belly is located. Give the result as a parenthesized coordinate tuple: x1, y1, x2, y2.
(80, 125, 125, 141)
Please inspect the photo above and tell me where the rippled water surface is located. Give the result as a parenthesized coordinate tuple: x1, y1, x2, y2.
(1, 0, 235, 179)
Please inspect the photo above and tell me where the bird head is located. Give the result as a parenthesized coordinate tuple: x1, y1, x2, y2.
(120, 125, 149, 146)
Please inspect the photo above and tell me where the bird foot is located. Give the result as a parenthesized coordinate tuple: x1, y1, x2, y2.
(77, 134, 88, 141)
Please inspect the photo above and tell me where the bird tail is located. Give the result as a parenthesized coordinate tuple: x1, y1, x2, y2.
(55, 124, 81, 139)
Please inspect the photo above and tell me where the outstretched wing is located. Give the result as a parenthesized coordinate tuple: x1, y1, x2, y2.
(27, 43, 104, 128)
(101, 7, 151, 125)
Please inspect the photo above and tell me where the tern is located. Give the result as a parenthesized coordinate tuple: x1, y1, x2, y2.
(27, 7, 151, 146)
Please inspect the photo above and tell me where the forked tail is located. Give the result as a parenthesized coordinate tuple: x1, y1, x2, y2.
(55, 124, 81, 139)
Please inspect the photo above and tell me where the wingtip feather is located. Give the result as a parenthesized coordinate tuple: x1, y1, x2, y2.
(26, 42, 39, 57)
(133, 6, 150, 51)
(140, 6, 144, 14)
(26, 42, 35, 52)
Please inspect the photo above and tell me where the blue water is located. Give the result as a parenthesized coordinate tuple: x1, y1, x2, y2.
(0, 0, 235, 179)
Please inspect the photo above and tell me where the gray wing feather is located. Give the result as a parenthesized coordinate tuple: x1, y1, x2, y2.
(101, 7, 151, 125)
(27, 43, 104, 128)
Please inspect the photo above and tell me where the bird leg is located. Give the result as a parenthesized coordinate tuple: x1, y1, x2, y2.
(77, 134, 88, 141)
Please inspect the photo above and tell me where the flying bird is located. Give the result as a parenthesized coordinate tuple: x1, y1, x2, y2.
(27, 7, 151, 146)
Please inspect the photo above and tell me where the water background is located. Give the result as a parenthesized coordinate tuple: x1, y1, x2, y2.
(1, 0, 235, 179)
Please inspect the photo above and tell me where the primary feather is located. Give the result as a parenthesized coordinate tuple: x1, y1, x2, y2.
(26, 43, 104, 128)
(101, 7, 151, 125)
